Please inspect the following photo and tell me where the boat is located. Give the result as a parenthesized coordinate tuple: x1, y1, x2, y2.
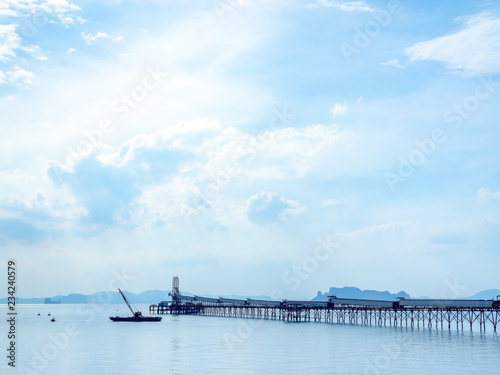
(109, 288, 162, 322)
(51, 318, 55, 322)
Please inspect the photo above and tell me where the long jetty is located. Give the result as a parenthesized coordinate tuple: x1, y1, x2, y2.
(149, 278, 500, 332)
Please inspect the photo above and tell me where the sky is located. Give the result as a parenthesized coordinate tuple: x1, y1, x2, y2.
(1, 0, 499, 300)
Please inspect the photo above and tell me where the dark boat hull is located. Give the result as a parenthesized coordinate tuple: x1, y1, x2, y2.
(109, 316, 162, 322)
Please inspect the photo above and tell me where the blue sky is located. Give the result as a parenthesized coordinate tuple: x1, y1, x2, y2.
(1, 0, 499, 299)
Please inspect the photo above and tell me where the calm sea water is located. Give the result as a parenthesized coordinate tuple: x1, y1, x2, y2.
(3, 304, 499, 374)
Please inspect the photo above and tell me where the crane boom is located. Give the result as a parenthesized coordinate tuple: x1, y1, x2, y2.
(118, 288, 136, 316)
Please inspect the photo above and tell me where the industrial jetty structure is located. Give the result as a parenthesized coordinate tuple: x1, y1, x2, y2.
(149, 277, 500, 331)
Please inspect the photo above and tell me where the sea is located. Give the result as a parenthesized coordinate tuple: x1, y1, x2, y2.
(3, 304, 499, 375)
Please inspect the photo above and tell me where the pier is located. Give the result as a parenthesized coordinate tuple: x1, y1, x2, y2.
(149, 277, 500, 332)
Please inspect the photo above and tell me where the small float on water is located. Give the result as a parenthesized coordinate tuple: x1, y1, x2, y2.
(109, 288, 161, 322)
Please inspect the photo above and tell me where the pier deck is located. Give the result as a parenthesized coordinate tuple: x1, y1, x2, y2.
(149, 295, 500, 332)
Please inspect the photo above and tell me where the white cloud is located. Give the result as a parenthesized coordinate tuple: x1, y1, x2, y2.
(478, 187, 500, 201)
(0, 0, 83, 28)
(42, 115, 350, 229)
(40, 0, 80, 13)
(380, 58, 405, 68)
(0, 24, 21, 62)
(0, 4, 277, 182)
(0, 70, 6, 85)
(0, 8, 17, 16)
(240, 124, 358, 179)
(0, 25, 47, 62)
(331, 101, 348, 117)
(20, 45, 47, 60)
(245, 191, 305, 225)
(0, 0, 85, 67)
(6, 65, 37, 88)
(67, 48, 76, 54)
(48, 117, 357, 228)
(82, 32, 124, 45)
(406, 12, 500, 76)
(2, 0, 80, 15)
(330, 97, 362, 117)
(99, 118, 223, 168)
(58, 14, 86, 26)
(315, 0, 376, 12)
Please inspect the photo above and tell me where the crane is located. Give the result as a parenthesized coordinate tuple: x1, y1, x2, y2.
(118, 288, 142, 317)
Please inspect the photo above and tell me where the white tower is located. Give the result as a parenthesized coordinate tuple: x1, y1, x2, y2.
(172, 276, 180, 298)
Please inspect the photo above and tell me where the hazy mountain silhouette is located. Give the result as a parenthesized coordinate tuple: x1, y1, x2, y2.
(312, 286, 410, 301)
(2, 287, 499, 304)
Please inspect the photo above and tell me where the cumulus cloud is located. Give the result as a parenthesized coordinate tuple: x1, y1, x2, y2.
(6, 65, 36, 88)
(2, 0, 80, 16)
(104, 120, 356, 225)
(57, 14, 85, 26)
(406, 12, 500, 75)
(0, 24, 44, 88)
(100, 119, 222, 167)
(0, 0, 83, 35)
(82, 32, 124, 45)
(0, 3, 17, 17)
(0, 24, 21, 62)
(0, 115, 357, 238)
(245, 191, 305, 225)
(243, 124, 358, 179)
(100, 118, 357, 187)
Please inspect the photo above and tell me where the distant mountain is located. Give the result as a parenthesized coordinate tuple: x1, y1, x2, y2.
(312, 287, 410, 301)
(466, 289, 500, 300)
(0, 290, 173, 305)
(2, 287, 498, 304)
(0, 289, 270, 304)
